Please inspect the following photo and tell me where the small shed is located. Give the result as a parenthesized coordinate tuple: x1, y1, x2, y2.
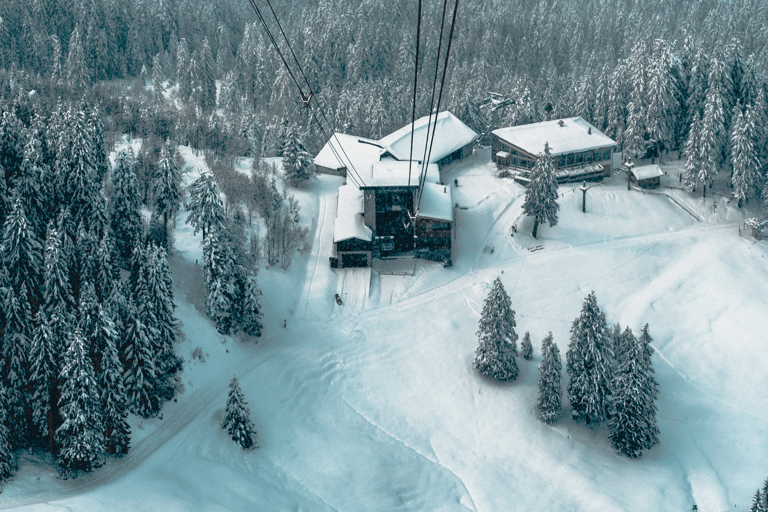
(631, 164, 664, 189)
(745, 218, 767, 241)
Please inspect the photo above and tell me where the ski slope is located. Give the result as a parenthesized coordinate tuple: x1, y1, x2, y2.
(4, 149, 768, 511)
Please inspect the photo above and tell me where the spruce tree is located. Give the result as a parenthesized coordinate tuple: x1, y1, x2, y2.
(2, 196, 43, 308)
(521, 142, 559, 239)
(567, 291, 613, 425)
(731, 109, 760, 207)
(122, 305, 158, 418)
(281, 124, 314, 187)
(537, 333, 562, 423)
(609, 324, 660, 458)
(186, 171, 226, 241)
(43, 221, 74, 313)
(29, 311, 58, 452)
(0, 384, 12, 485)
(198, 37, 217, 112)
(615, 326, 636, 366)
(99, 316, 131, 455)
(56, 328, 105, 474)
(474, 276, 519, 381)
(683, 111, 703, 192)
(94, 232, 118, 302)
(748, 489, 762, 512)
(108, 151, 143, 267)
(222, 376, 256, 450)
(521, 331, 533, 361)
(2, 283, 33, 449)
(153, 140, 183, 228)
(237, 269, 263, 337)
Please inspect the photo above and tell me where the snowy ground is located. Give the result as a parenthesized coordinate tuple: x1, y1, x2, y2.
(3, 149, 768, 511)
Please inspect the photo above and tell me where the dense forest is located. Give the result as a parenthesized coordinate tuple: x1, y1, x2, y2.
(0, 0, 767, 484)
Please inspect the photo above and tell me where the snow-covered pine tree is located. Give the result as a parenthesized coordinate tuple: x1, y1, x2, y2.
(99, 313, 130, 456)
(2, 282, 33, 449)
(153, 140, 183, 228)
(109, 150, 143, 267)
(474, 276, 519, 381)
(106, 280, 131, 350)
(29, 311, 58, 453)
(567, 291, 613, 425)
(609, 323, 660, 457)
(281, 124, 314, 187)
(202, 230, 236, 334)
(521, 331, 533, 361)
(2, 196, 43, 308)
(615, 326, 635, 366)
(645, 39, 681, 157)
(0, 383, 12, 484)
(748, 489, 762, 512)
(94, 232, 118, 302)
(222, 376, 256, 450)
(65, 25, 89, 88)
(56, 327, 105, 474)
(74, 223, 96, 301)
(521, 142, 559, 239)
(122, 304, 158, 418)
(198, 37, 217, 112)
(731, 109, 760, 207)
(16, 128, 50, 239)
(186, 171, 226, 241)
(176, 38, 193, 101)
(236, 268, 263, 337)
(537, 332, 562, 423)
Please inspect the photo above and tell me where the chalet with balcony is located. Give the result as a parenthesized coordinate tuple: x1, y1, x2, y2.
(492, 117, 617, 184)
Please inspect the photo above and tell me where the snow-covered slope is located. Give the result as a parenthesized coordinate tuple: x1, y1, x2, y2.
(5, 149, 768, 512)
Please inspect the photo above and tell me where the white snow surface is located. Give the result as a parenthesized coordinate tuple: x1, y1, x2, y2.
(493, 117, 616, 157)
(361, 160, 440, 188)
(5, 149, 768, 512)
(378, 111, 479, 163)
(314, 133, 382, 173)
(334, 184, 372, 243)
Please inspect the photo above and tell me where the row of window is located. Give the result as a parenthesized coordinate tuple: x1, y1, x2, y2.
(556, 149, 612, 167)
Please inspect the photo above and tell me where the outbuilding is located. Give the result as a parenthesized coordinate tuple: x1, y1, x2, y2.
(630, 164, 664, 189)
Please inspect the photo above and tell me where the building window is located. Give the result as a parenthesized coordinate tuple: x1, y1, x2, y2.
(585, 152, 593, 163)
(575, 153, 584, 164)
(603, 149, 611, 160)
(567, 154, 574, 165)
(432, 222, 450, 230)
(558, 155, 566, 167)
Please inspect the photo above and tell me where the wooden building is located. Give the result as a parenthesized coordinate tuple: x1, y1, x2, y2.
(315, 112, 479, 177)
(492, 117, 617, 184)
(630, 164, 664, 189)
(330, 162, 453, 267)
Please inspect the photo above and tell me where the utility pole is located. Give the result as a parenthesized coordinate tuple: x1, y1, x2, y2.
(579, 181, 588, 213)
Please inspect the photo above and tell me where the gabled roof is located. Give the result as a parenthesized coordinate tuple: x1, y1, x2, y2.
(631, 164, 664, 181)
(314, 133, 383, 174)
(378, 111, 479, 164)
(492, 117, 616, 157)
(360, 161, 440, 189)
(334, 184, 372, 243)
(419, 183, 453, 222)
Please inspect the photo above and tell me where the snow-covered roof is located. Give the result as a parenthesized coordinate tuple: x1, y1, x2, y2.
(419, 183, 453, 222)
(378, 112, 478, 164)
(492, 117, 616, 157)
(314, 133, 383, 173)
(631, 164, 664, 181)
(334, 184, 372, 243)
(360, 161, 440, 188)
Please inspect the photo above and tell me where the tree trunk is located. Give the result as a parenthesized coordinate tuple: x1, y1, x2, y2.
(532, 220, 539, 239)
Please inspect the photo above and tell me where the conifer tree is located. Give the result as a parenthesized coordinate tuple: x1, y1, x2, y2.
(99, 316, 130, 455)
(198, 37, 217, 112)
(0, 384, 12, 485)
(698, 85, 726, 197)
(567, 291, 613, 425)
(609, 324, 659, 458)
(748, 489, 762, 512)
(186, 171, 225, 241)
(56, 327, 105, 474)
(236, 269, 263, 337)
(537, 332, 562, 423)
(615, 326, 636, 366)
(95, 232, 118, 301)
(66, 25, 89, 88)
(109, 151, 143, 267)
(43, 221, 74, 313)
(222, 376, 256, 450)
(683, 111, 703, 192)
(2, 283, 33, 449)
(153, 140, 183, 228)
(2, 196, 43, 307)
(474, 277, 519, 381)
(29, 311, 58, 453)
(281, 124, 314, 187)
(521, 331, 533, 361)
(521, 142, 559, 239)
(122, 305, 158, 418)
(731, 109, 760, 207)
(176, 38, 192, 101)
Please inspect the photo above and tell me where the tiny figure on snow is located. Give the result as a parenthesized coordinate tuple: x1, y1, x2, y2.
(454, 178, 458, 187)
(713, 202, 717, 213)
(283, 319, 287, 328)
(335, 293, 343, 305)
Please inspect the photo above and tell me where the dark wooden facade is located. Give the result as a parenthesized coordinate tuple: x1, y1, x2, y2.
(491, 133, 614, 180)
